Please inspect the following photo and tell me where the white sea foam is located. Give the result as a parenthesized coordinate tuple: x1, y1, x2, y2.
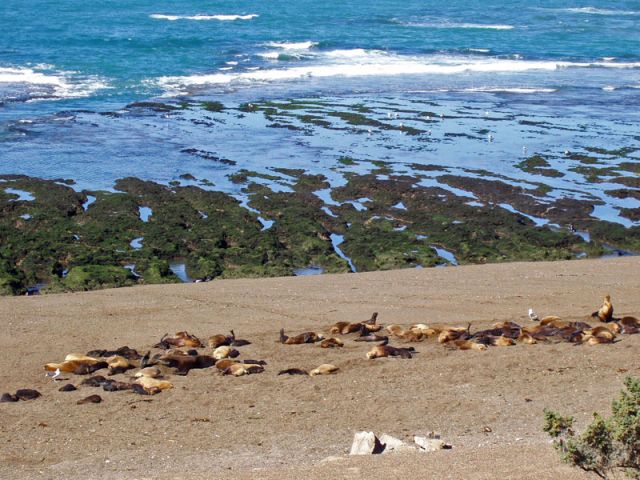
(150, 14, 259, 21)
(0, 66, 108, 101)
(155, 50, 640, 94)
(561, 7, 639, 15)
(399, 20, 514, 30)
(464, 87, 558, 94)
(265, 41, 318, 50)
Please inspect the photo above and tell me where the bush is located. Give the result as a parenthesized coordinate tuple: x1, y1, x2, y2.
(543, 377, 640, 479)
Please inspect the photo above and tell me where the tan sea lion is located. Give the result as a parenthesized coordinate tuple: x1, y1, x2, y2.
(134, 377, 173, 395)
(410, 324, 441, 337)
(44, 355, 108, 374)
(134, 366, 163, 379)
(320, 338, 344, 348)
(540, 316, 570, 328)
(592, 295, 614, 322)
(212, 346, 240, 360)
(328, 322, 358, 335)
(223, 363, 264, 377)
(215, 359, 238, 371)
(444, 340, 487, 351)
(366, 340, 415, 359)
(309, 364, 339, 376)
(106, 355, 134, 375)
(208, 333, 231, 349)
(437, 326, 470, 344)
(155, 331, 202, 349)
(385, 324, 405, 336)
(517, 332, 537, 344)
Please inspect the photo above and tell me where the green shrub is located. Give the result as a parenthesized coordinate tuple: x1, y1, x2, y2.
(543, 377, 640, 479)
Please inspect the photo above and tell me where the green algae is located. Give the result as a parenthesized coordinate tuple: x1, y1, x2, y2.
(516, 155, 565, 178)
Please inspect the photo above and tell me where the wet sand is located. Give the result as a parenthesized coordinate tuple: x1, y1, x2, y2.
(1, 256, 639, 479)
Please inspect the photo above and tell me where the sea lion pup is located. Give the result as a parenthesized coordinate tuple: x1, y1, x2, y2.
(159, 353, 216, 375)
(86, 346, 141, 360)
(212, 346, 240, 360)
(592, 294, 614, 322)
(320, 338, 344, 348)
(278, 368, 309, 376)
(279, 328, 324, 345)
(309, 364, 339, 376)
(134, 366, 163, 379)
(106, 355, 135, 375)
(223, 363, 264, 377)
(366, 340, 415, 359)
(133, 377, 173, 395)
(444, 339, 488, 351)
(154, 331, 202, 349)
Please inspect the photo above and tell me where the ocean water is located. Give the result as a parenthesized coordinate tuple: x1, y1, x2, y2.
(1, 0, 639, 224)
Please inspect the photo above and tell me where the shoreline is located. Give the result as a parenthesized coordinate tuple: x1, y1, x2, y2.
(1, 257, 639, 479)
(2, 169, 638, 296)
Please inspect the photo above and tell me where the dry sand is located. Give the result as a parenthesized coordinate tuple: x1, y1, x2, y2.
(1, 257, 639, 479)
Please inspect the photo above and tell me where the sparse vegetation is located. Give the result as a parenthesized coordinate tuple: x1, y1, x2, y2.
(543, 377, 640, 479)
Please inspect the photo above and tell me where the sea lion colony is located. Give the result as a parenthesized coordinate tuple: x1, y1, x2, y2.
(1, 295, 638, 403)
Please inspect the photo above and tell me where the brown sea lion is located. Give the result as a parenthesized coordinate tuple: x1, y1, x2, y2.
(278, 368, 309, 376)
(309, 364, 339, 376)
(77, 394, 102, 405)
(155, 331, 202, 349)
(59, 384, 77, 392)
(101, 380, 134, 392)
(0, 393, 18, 402)
(80, 375, 108, 387)
(279, 328, 324, 344)
(86, 346, 141, 360)
(229, 330, 251, 347)
(15, 389, 41, 401)
(353, 323, 388, 342)
(328, 322, 356, 335)
(159, 353, 215, 375)
(320, 338, 344, 348)
(208, 333, 231, 349)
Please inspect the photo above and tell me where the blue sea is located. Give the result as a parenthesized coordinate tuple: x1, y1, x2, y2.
(1, 0, 639, 225)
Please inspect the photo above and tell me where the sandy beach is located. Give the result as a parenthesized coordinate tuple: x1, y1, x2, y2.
(1, 256, 639, 479)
